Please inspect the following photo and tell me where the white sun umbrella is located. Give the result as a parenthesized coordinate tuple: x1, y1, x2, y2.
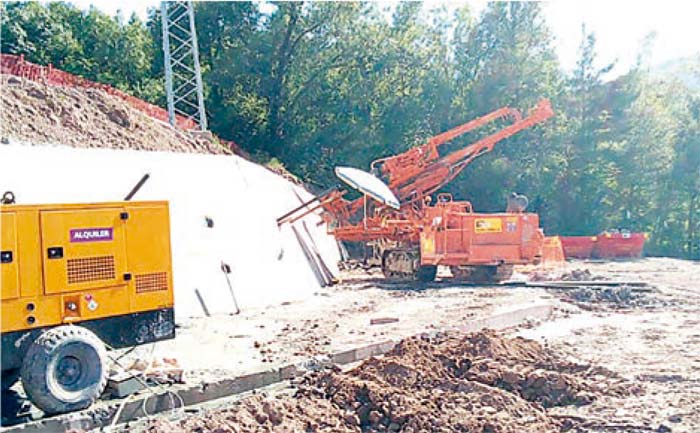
(334, 166, 401, 210)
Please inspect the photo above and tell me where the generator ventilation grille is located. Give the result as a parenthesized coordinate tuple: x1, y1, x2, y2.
(135, 272, 168, 293)
(67, 256, 116, 284)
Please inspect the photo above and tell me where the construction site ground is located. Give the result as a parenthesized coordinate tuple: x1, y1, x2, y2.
(4, 257, 697, 433)
(136, 258, 700, 433)
(135, 269, 554, 383)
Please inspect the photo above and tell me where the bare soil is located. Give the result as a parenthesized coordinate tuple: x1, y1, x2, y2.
(144, 331, 631, 433)
(4, 65, 697, 433)
(523, 259, 700, 433)
(0, 75, 229, 154)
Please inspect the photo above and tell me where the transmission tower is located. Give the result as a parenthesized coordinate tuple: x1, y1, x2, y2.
(161, 1, 207, 130)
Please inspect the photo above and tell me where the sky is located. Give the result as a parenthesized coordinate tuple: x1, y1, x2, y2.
(67, 0, 700, 77)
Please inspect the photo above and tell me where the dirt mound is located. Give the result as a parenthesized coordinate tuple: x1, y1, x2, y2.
(1, 75, 229, 155)
(145, 331, 635, 433)
(146, 394, 353, 433)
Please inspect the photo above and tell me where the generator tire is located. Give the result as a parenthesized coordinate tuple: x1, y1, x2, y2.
(20, 326, 108, 414)
(2, 369, 20, 391)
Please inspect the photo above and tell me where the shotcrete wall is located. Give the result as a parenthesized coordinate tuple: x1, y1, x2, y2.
(0, 142, 340, 319)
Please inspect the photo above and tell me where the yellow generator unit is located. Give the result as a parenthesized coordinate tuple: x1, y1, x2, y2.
(1, 200, 175, 414)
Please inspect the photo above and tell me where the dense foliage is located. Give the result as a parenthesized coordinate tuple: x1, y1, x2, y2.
(2, 1, 699, 258)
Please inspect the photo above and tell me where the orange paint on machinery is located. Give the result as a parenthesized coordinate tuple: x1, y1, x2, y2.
(279, 99, 558, 282)
(419, 198, 546, 267)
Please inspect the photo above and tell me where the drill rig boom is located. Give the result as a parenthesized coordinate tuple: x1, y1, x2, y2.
(374, 99, 554, 204)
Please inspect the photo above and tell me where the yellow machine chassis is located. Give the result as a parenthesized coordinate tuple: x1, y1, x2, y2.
(1, 201, 175, 371)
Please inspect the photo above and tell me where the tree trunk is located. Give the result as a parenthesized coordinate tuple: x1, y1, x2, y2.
(689, 191, 698, 260)
(266, 3, 301, 157)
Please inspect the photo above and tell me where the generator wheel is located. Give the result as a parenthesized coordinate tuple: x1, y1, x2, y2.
(2, 369, 20, 391)
(20, 326, 108, 414)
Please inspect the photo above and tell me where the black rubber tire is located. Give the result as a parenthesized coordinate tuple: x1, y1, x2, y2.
(2, 369, 20, 391)
(416, 265, 437, 282)
(20, 326, 108, 415)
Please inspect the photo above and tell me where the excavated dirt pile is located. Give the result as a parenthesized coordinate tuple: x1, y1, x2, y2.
(145, 331, 635, 433)
(0, 75, 228, 154)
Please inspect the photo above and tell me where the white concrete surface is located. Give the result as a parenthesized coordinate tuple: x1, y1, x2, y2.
(0, 142, 340, 319)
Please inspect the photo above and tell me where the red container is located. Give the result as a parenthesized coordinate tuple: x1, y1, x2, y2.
(560, 236, 597, 259)
(592, 232, 647, 259)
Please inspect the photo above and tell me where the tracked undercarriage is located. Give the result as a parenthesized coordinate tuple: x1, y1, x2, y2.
(279, 100, 559, 286)
(381, 249, 438, 282)
(380, 248, 513, 284)
(450, 264, 514, 283)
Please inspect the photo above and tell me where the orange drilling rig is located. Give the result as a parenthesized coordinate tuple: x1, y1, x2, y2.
(278, 99, 556, 282)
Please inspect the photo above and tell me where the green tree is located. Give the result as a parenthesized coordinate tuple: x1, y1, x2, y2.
(1, 1, 159, 100)
(448, 2, 562, 219)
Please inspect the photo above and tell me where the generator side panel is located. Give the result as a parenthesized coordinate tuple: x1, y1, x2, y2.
(1, 208, 57, 335)
(1, 211, 20, 300)
(124, 203, 174, 314)
(2, 202, 176, 370)
(40, 207, 128, 294)
(2, 202, 174, 335)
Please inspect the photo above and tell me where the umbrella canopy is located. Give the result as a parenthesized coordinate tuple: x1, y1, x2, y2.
(334, 166, 400, 210)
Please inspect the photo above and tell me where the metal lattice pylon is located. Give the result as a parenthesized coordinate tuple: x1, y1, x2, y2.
(161, 1, 207, 130)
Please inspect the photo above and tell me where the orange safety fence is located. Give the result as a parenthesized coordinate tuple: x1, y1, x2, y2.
(0, 54, 200, 131)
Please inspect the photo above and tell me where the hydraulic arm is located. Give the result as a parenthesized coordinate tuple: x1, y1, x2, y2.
(373, 99, 554, 205)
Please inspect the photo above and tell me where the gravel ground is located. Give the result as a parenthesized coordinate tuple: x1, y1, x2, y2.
(116, 269, 557, 384)
(4, 258, 697, 432)
(522, 258, 700, 433)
